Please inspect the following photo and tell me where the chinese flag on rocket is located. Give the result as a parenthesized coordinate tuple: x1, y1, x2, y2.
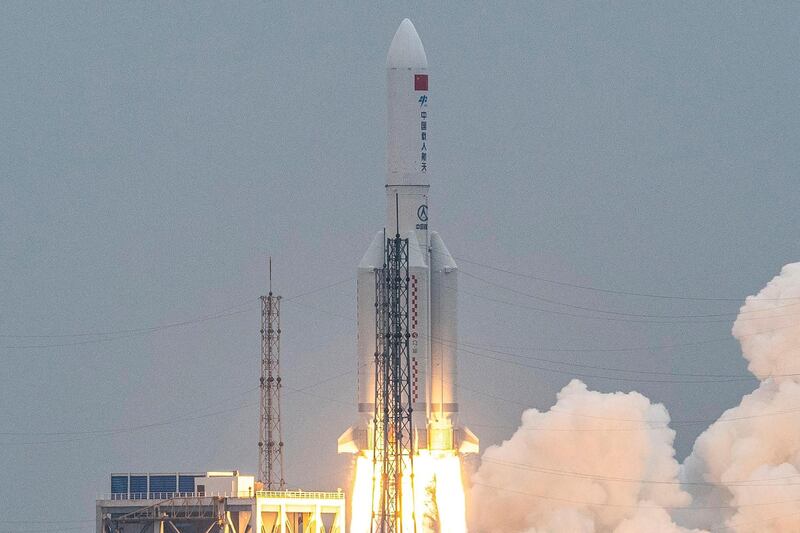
(414, 74, 428, 91)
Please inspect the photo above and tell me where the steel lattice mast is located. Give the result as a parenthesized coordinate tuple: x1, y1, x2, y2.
(259, 258, 285, 491)
(371, 219, 417, 533)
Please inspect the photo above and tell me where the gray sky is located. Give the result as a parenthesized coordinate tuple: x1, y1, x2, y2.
(1, 2, 798, 529)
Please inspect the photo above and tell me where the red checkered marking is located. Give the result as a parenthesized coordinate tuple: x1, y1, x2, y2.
(412, 357, 419, 401)
(411, 275, 418, 326)
(411, 275, 419, 402)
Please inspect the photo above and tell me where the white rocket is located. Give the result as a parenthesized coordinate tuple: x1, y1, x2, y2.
(338, 19, 478, 456)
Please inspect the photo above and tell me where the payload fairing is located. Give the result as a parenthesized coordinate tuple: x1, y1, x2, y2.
(338, 19, 478, 457)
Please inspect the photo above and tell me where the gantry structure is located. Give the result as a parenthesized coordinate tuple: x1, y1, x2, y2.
(371, 227, 416, 533)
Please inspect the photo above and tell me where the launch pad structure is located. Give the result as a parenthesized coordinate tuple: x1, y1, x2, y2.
(371, 229, 416, 533)
(96, 472, 345, 533)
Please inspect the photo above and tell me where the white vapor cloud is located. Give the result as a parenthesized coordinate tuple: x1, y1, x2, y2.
(469, 380, 702, 532)
(470, 263, 800, 532)
(682, 263, 800, 532)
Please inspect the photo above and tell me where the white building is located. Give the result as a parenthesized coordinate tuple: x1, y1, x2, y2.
(97, 471, 345, 533)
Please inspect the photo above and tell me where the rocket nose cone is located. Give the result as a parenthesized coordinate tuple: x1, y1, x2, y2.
(386, 18, 428, 69)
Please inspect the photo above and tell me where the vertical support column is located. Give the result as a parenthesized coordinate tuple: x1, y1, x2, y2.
(371, 249, 389, 532)
(253, 497, 261, 533)
(96, 502, 104, 533)
(225, 511, 236, 533)
(335, 504, 346, 533)
(314, 504, 322, 533)
(279, 503, 287, 533)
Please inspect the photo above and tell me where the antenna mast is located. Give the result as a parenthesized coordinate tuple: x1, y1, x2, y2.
(259, 257, 285, 490)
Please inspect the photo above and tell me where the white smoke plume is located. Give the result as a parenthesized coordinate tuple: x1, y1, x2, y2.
(469, 264, 800, 532)
(681, 262, 800, 532)
(469, 380, 703, 533)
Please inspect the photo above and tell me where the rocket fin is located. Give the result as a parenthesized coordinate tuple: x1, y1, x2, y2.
(359, 230, 385, 270)
(457, 425, 480, 455)
(338, 426, 369, 454)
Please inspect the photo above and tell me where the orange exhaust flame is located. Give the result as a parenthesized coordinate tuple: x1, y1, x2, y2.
(351, 451, 467, 533)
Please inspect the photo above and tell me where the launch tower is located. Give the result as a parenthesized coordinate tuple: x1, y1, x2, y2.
(371, 229, 416, 532)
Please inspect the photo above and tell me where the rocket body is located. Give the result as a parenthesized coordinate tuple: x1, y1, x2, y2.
(339, 19, 477, 456)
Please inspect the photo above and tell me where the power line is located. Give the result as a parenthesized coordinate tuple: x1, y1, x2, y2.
(458, 384, 800, 426)
(0, 526, 93, 533)
(459, 270, 800, 324)
(455, 308, 799, 355)
(449, 337, 799, 380)
(0, 402, 256, 446)
(0, 299, 257, 340)
(0, 261, 785, 352)
(282, 277, 354, 302)
(708, 510, 800, 532)
(285, 296, 799, 383)
(1, 251, 789, 343)
(1, 277, 354, 349)
(0, 520, 94, 525)
(457, 285, 723, 324)
(0, 385, 259, 437)
(470, 481, 800, 510)
(288, 292, 800, 361)
(457, 344, 752, 384)
(2, 249, 786, 344)
(468, 421, 655, 433)
(457, 333, 733, 354)
(479, 456, 800, 488)
(0, 368, 357, 445)
(452, 254, 798, 303)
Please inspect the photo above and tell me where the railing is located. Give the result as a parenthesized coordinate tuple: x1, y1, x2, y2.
(107, 492, 189, 501)
(100, 491, 254, 501)
(256, 490, 345, 500)
(99, 489, 345, 501)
